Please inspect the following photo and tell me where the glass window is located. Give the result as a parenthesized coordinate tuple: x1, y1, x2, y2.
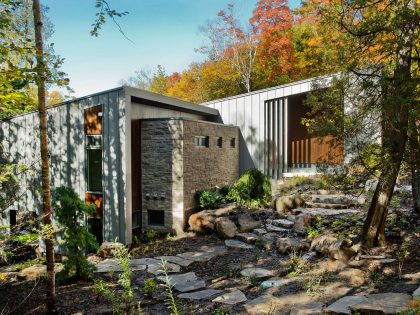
(87, 148, 102, 191)
(217, 137, 223, 148)
(132, 211, 141, 228)
(230, 138, 236, 148)
(195, 136, 209, 147)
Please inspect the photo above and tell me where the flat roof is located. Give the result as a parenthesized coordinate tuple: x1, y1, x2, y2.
(1, 85, 219, 121)
(201, 74, 335, 104)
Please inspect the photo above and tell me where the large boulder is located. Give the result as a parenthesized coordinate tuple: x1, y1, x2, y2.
(188, 211, 216, 233)
(293, 213, 313, 234)
(275, 195, 305, 214)
(215, 217, 237, 239)
(97, 242, 125, 258)
(329, 239, 357, 262)
(350, 293, 411, 314)
(276, 237, 309, 254)
(237, 214, 261, 232)
(310, 234, 338, 255)
(17, 264, 46, 281)
(257, 233, 278, 250)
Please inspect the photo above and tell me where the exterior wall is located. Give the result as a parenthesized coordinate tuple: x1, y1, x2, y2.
(0, 88, 127, 244)
(203, 75, 334, 176)
(183, 120, 239, 211)
(140, 120, 183, 233)
(139, 119, 239, 234)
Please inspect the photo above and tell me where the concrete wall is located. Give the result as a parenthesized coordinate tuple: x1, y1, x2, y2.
(183, 120, 239, 211)
(0, 88, 127, 243)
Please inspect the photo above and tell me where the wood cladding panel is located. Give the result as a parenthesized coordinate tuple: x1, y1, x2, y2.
(291, 135, 343, 165)
(85, 105, 102, 135)
(85, 192, 103, 218)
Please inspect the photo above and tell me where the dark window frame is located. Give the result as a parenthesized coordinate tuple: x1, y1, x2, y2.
(230, 138, 236, 148)
(216, 137, 223, 148)
(194, 136, 209, 148)
(147, 209, 165, 226)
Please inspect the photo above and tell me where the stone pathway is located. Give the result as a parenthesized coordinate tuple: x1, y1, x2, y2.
(212, 290, 247, 305)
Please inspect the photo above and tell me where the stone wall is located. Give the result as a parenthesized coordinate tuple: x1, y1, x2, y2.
(140, 118, 239, 234)
(140, 119, 183, 232)
(183, 120, 239, 211)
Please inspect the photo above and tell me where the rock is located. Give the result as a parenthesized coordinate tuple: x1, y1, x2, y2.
(253, 228, 267, 236)
(240, 268, 272, 279)
(350, 293, 411, 314)
(311, 234, 338, 255)
(17, 264, 46, 280)
(215, 217, 237, 239)
(266, 224, 289, 233)
(178, 289, 223, 300)
(293, 213, 313, 234)
(260, 279, 283, 289)
(97, 242, 125, 258)
(225, 239, 254, 249)
(188, 211, 216, 233)
(130, 257, 161, 265)
(413, 286, 420, 299)
(401, 272, 420, 282)
(293, 208, 360, 216)
(338, 268, 366, 286)
(157, 272, 206, 292)
(275, 195, 305, 214)
(329, 239, 357, 262)
(177, 247, 225, 262)
(257, 233, 278, 250)
(302, 251, 317, 262)
(320, 259, 348, 273)
(147, 262, 181, 275)
(290, 302, 324, 315)
(276, 237, 308, 254)
(155, 256, 194, 267)
(272, 219, 294, 229)
(236, 233, 259, 244)
(238, 214, 261, 232)
(95, 259, 124, 273)
(212, 290, 247, 305)
(325, 296, 368, 315)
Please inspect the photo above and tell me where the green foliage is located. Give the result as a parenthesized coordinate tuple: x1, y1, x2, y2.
(287, 248, 310, 277)
(199, 189, 225, 209)
(10, 233, 38, 244)
(396, 239, 411, 278)
(94, 246, 142, 315)
(227, 168, 271, 209)
(52, 186, 98, 281)
(305, 215, 324, 239)
(11, 257, 46, 272)
(160, 260, 181, 315)
(141, 278, 157, 298)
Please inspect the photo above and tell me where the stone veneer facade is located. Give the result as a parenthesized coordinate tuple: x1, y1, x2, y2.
(140, 118, 239, 234)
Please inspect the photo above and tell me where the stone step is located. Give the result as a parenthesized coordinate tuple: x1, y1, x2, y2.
(293, 208, 360, 216)
(271, 219, 294, 228)
(305, 201, 349, 210)
(311, 194, 366, 206)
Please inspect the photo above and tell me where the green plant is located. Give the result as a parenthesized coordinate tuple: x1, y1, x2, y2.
(246, 275, 259, 287)
(302, 274, 323, 295)
(11, 257, 46, 272)
(212, 306, 231, 315)
(287, 248, 310, 276)
(94, 246, 142, 315)
(199, 189, 225, 209)
(227, 168, 271, 209)
(142, 278, 157, 298)
(305, 216, 324, 240)
(52, 186, 99, 281)
(160, 260, 180, 315)
(10, 233, 39, 244)
(145, 229, 158, 242)
(397, 240, 411, 278)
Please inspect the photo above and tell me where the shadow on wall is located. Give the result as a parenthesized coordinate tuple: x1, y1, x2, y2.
(215, 114, 256, 175)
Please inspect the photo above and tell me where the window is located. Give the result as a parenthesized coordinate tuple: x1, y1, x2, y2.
(148, 210, 165, 226)
(195, 136, 209, 147)
(132, 211, 141, 228)
(216, 137, 223, 148)
(230, 138, 236, 148)
(86, 135, 103, 192)
(9, 210, 16, 227)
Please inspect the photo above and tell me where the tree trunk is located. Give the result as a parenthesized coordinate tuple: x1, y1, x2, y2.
(409, 114, 420, 213)
(32, 0, 55, 313)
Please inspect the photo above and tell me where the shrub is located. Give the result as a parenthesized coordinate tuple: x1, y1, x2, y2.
(198, 189, 225, 209)
(53, 186, 99, 281)
(142, 278, 157, 298)
(227, 168, 271, 208)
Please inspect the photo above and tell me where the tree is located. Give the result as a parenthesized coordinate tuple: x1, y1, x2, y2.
(305, 0, 418, 247)
(250, 0, 294, 85)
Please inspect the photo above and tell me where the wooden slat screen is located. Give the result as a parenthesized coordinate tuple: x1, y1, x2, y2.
(291, 135, 343, 166)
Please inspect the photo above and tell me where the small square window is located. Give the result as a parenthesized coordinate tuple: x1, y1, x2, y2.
(148, 210, 165, 226)
(230, 138, 236, 148)
(195, 136, 209, 147)
(216, 137, 223, 148)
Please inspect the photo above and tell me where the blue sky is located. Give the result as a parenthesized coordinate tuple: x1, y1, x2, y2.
(43, 0, 300, 97)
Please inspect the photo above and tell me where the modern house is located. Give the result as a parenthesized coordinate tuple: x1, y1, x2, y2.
(0, 75, 342, 245)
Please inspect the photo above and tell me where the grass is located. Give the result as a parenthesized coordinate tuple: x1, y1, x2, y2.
(11, 257, 46, 272)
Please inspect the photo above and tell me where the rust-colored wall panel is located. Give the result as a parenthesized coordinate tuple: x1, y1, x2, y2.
(85, 105, 103, 135)
(85, 192, 103, 218)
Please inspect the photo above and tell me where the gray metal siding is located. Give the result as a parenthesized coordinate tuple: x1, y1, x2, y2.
(203, 76, 333, 175)
(0, 89, 126, 243)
